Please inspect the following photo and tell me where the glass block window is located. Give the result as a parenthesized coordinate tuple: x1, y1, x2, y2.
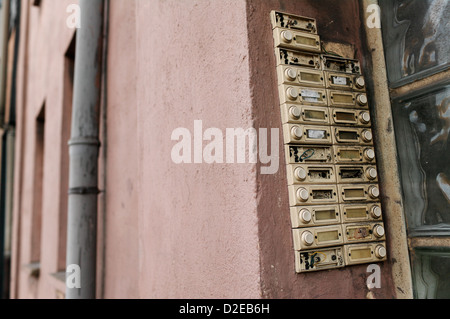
(380, 0, 450, 87)
(391, 84, 450, 236)
(380, 0, 450, 299)
(411, 248, 450, 299)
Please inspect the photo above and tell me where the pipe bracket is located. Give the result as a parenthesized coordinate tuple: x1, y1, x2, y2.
(68, 187, 100, 195)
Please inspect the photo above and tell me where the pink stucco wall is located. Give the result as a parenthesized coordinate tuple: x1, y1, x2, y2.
(12, 0, 79, 298)
(11, 0, 399, 299)
(100, 0, 262, 298)
(100, 0, 140, 299)
(12, 0, 261, 299)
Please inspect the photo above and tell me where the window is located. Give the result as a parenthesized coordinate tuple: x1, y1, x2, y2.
(412, 247, 450, 298)
(391, 84, 450, 236)
(380, 0, 450, 299)
(56, 33, 76, 272)
(31, 104, 45, 265)
(380, 0, 450, 87)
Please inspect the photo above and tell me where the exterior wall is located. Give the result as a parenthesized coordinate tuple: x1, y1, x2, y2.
(12, 0, 262, 299)
(247, 0, 398, 299)
(100, 0, 140, 299)
(10, 0, 411, 299)
(12, 1, 78, 298)
(131, 0, 261, 299)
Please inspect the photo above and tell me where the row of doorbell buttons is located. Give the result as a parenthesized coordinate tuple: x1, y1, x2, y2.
(281, 104, 372, 127)
(286, 145, 376, 165)
(294, 242, 387, 273)
(278, 65, 366, 92)
(288, 183, 380, 206)
(292, 223, 386, 250)
(287, 164, 378, 185)
(290, 203, 382, 228)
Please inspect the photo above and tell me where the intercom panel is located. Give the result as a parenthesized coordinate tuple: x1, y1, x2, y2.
(271, 10, 387, 273)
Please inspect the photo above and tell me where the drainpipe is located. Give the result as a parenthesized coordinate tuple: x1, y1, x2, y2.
(66, 0, 104, 299)
(0, 0, 10, 124)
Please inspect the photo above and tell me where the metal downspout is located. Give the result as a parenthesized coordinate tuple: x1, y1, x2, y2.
(66, 0, 104, 299)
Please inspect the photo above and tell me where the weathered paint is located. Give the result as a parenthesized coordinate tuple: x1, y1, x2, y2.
(12, 0, 80, 299)
(362, 0, 413, 299)
(132, 0, 261, 299)
(246, 0, 399, 299)
(10, 0, 411, 299)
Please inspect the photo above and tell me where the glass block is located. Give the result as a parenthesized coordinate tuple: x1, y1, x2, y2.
(391, 84, 450, 236)
(412, 248, 450, 299)
(380, 0, 450, 87)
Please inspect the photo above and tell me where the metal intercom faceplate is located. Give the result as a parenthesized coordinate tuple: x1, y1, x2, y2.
(271, 10, 387, 273)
